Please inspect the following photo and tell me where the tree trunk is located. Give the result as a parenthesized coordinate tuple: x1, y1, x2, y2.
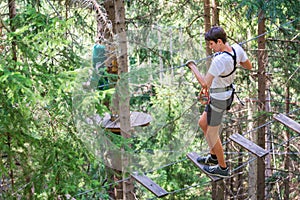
(236, 112, 244, 200)
(204, 1, 223, 198)
(265, 72, 272, 198)
(104, 0, 119, 115)
(0, 20, 4, 53)
(7, 134, 14, 191)
(114, 0, 134, 199)
(257, 9, 267, 200)
(212, 0, 219, 26)
(8, 0, 17, 62)
(248, 100, 257, 200)
(212, 181, 225, 199)
(7, 0, 17, 192)
(204, 0, 212, 71)
(158, 26, 163, 82)
(114, 0, 130, 137)
(283, 69, 290, 200)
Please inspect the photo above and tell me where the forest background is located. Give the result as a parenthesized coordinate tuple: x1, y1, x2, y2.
(0, 0, 299, 199)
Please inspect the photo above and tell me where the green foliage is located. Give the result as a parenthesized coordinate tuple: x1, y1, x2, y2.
(1, 0, 299, 199)
(0, 3, 109, 199)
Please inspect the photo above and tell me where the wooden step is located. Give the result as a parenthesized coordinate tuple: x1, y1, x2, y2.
(274, 113, 300, 134)
(131, 173, 168, 198)
(186, 152, 222, 182)
(229, 133, 268, 157)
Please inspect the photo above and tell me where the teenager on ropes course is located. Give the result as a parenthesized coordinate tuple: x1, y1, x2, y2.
(186, 26, 252, 177)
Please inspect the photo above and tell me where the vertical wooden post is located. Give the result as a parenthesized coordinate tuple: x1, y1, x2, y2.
(257, 8, 267, 200)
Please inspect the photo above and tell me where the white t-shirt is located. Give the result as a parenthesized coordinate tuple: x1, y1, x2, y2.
(208, 43, 248, 100)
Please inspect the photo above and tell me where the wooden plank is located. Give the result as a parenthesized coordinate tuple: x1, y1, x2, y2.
(101, 112, 152, 130)
(229, 133, 268, 157)
(186, 152, 222, 182)
(131, 173, 168, 198)
(130, 111, 152, 127)
(274, 113, 300, 134)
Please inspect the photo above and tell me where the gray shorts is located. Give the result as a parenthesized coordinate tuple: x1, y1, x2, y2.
(205, 96, 233, 126)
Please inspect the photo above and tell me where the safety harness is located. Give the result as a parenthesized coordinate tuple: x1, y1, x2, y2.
(210, 47, 244, 109)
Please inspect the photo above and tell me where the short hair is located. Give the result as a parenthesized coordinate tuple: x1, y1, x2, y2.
(205, 26, 227, 44)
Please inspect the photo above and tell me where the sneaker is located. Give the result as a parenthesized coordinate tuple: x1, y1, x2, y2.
(203, 165, 229, 178)
(197, 155, 218, 165)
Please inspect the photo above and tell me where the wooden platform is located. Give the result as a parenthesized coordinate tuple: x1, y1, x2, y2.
(274, 113, 300, 134)
(229, 133, 268, 157)
(131, 173, 168, 198)
(101, 111, 152, 133)
(186, 152, 222, 182)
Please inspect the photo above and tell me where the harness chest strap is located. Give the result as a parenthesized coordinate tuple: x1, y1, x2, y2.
(219, 47, 237, 78)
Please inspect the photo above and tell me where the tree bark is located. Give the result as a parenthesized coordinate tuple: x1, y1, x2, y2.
(104, 0, 119, 115)
(212, 0, 219, 26)
(114, 0, 134, 199)
(257, 9, 267, 200)
(8, 0, 17, 62)
(204, 0, 212, 71)
(248, 100, 257, 200)
(265, 72, 272, 198)
(0, 20, 3, 53)
(204, 1, 223, 198)
(7, 0, 17, 192)
(283, 67, 290, 200)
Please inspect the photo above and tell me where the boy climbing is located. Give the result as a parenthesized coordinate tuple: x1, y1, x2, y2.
(186, 26, 252, 177)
